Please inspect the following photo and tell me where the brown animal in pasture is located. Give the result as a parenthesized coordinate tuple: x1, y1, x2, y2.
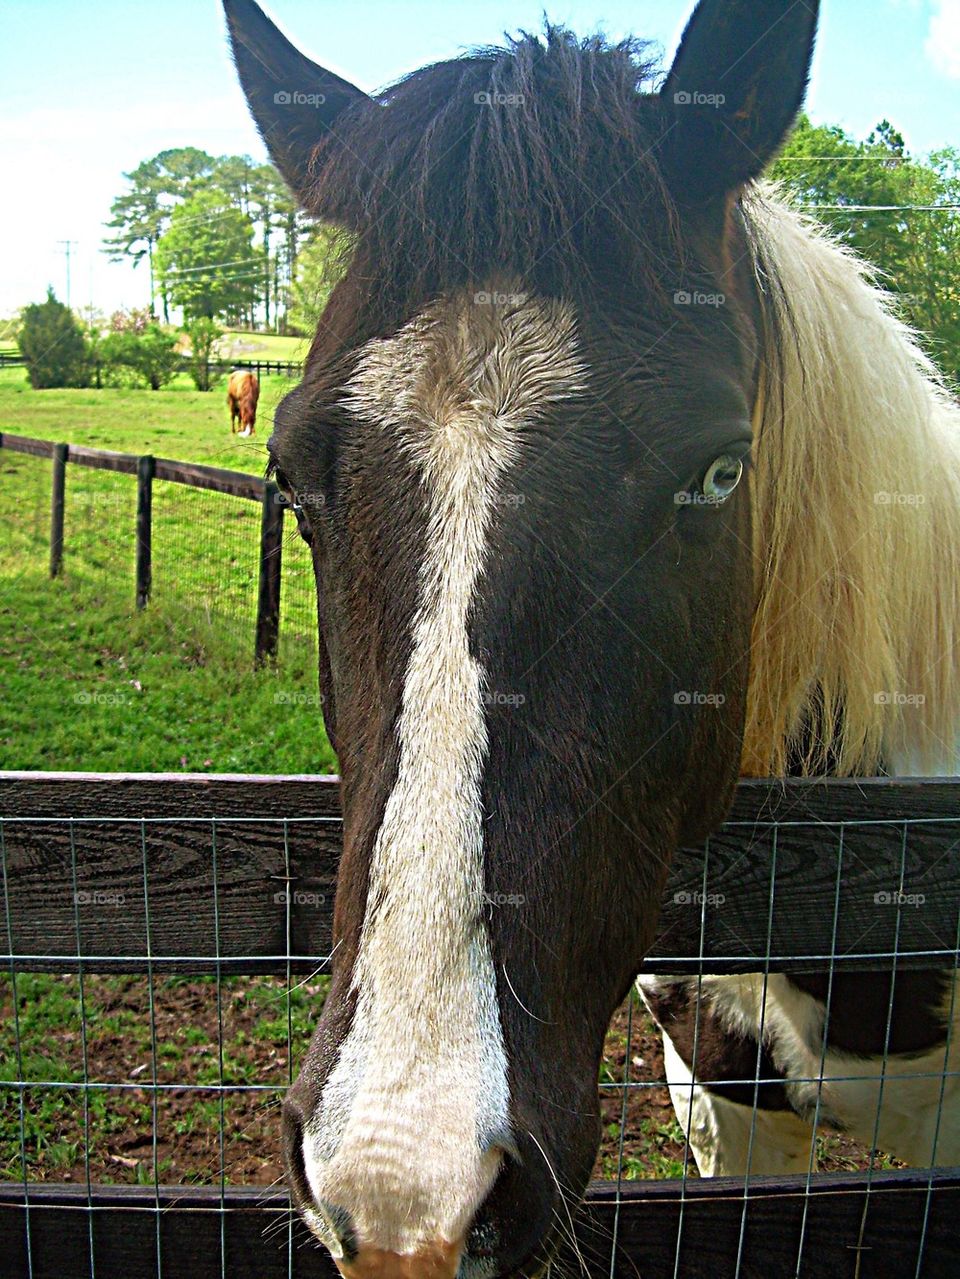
(227, 369, 260, 436)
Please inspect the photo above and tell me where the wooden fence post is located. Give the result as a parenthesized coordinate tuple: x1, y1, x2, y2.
(255, 480, 284, 663)
(49, 443, 67, 578)
(135, 455, 154, 610)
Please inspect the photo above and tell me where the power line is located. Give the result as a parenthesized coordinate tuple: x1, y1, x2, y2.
(160, 256, 266, 277)
(798, 203, 960, 212)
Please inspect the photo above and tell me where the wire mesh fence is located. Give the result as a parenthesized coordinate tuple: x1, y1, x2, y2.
(0, 448, 57, 562)
(150, 480, 261, 653)
(62, 467, 138, 582)
(0, 773, 958, 1278)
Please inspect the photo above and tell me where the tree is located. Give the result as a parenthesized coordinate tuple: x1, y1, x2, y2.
(104, 149, 310, 331)
(897, 148, 960, 384)
(771, 116, 960, 383)
(103, 149, 217, 318)
(103, 158, 165, 314)
(154, 190, 258, 321)
(286, 225, 352, 337)
(182, 316, 223, 391)
(18, 289, 89, 388)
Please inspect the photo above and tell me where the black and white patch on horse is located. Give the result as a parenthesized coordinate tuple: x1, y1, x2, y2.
(638, 970, 960, 1175)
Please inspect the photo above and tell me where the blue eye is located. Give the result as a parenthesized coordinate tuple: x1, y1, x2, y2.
(702, 454, 744, 502)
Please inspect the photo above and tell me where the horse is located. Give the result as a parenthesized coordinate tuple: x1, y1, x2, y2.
(227, 367, 259, 436)
(223, 0, 960, 1274)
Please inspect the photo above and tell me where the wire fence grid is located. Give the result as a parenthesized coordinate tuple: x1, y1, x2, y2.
(0, 773, 958, 1278)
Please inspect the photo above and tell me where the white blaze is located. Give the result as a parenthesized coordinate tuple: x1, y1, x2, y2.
(302, 289, 584, 1253)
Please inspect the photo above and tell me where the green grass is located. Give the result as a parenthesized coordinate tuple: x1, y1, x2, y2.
(0, 370, 333, 772)
(218, 329, 308, 362)
(0, 972, 327, 1184)
(0, 364, 290, 469)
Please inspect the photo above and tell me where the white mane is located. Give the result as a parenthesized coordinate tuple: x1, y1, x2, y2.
(741, 186, 960, 778)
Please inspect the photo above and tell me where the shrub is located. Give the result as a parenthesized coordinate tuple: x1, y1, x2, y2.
(109, 308, 152, 336)
(101, 326, 179, 390)
(182, 317, 222, 392)
(18, 289, 90, 388)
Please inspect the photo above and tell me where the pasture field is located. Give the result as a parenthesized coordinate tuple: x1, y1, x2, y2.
(0, 364, 288, 465)
(0, 366, 331, 773)
(217, 329, 308, 362)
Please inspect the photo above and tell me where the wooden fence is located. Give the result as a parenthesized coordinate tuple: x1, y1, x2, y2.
(217, 357, 303, 378)
(1, 771, 958, 1277)
(0, 352, 303, 378)
(0, 431, 290, 662)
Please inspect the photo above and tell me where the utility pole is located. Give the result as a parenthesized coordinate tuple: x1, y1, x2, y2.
(57, 240, 78, 309)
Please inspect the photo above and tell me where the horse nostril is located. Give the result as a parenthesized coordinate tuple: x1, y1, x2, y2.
(465, 1216, 499, 1260)
(282, 1100, 311, 1204)
(320, 1200, 358, 1262)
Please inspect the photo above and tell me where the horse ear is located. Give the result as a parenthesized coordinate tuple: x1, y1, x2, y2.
(658, 0, 819, 203)
(223, 0, 369, 203)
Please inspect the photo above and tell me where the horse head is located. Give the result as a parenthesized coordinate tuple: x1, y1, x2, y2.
(224, 1, 818, 1274)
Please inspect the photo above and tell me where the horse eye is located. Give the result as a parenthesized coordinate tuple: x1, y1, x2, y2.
(701, 454, 744, 502)
(272, 467, 297, 505)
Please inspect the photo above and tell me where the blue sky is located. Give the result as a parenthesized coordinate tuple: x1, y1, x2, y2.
(1, 0, 958, 316)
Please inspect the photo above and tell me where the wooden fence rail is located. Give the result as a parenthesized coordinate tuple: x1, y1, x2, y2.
(1, 773, 958, 975)
(1, 771, 959, 1277)
(0, 432, 291, 661)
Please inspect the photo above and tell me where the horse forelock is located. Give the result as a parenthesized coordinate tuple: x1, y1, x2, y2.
(300, 27, 681, 357)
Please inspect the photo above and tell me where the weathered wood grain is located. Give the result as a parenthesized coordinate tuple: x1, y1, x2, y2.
(1, 775, 958, 975)
(0, 432, 56, 458)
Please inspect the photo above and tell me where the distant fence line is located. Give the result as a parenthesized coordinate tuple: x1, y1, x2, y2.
(0, 431, 302, 664)
(0, 352, 304, 379)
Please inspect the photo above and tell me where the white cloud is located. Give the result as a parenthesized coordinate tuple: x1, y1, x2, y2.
(926, 0, 960, 78)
